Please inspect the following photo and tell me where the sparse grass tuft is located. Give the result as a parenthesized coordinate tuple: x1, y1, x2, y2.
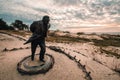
(100, 48, 120, 59)
(46, 33, 90, 43)
(92, 35, 120, 47)
(0, 30, 31, 37)
(77, 32, 85, 35)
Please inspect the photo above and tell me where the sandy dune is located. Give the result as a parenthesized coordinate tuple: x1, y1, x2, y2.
(0, 33, 85, 80)
(0, 31, 120, 80)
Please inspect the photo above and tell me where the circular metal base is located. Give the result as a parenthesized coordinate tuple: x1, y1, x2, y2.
(17, 54, 54, 75)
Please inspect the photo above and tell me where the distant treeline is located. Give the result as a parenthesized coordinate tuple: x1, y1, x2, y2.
(0, 18, 29, 30)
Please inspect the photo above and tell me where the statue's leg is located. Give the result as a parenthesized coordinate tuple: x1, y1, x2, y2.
(31, 41, 38, 61)
(39, 39, 46, 61)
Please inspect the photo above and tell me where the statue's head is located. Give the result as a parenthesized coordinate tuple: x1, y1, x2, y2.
(42, 15, 50, 24)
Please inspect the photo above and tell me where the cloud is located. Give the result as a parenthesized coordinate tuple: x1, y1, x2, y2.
(53, 0, 81, 6)
(0, 0, 120, 32)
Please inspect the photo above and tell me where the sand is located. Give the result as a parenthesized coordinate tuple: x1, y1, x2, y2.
(0, 31, 120, 80)
(0, 33, 85, 80)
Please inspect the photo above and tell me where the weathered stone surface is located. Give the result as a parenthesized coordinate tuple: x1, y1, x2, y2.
(17, 54, 54, 75)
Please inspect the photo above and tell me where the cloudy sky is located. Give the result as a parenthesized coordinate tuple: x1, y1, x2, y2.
(0, 0, 120, 32)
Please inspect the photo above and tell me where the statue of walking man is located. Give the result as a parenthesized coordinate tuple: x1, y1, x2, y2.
(24, 15, 50, 62)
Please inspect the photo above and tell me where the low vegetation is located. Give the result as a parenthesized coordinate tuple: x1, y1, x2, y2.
(0, 18, 29, 30)
(77, 32, 85, 35)
(47, 32, 90, 43)
(1, 30, 120, 47)
(0, 30, 31, 37)
(100, 48, 120, 59)
(92, 35, 120, 47)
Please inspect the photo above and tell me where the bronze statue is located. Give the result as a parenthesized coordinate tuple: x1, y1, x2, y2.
(24, 15, 50, 62)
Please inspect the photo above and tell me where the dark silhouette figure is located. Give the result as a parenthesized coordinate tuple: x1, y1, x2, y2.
(29, 15, 50, 62)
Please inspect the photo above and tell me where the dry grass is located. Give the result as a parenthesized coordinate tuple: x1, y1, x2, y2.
(0, 30, 31, 37)
(47, 33, 90, 43)
(91, 35, 120, 47)
(1, 30, 120, 47)
(100, 48, 120, 59)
